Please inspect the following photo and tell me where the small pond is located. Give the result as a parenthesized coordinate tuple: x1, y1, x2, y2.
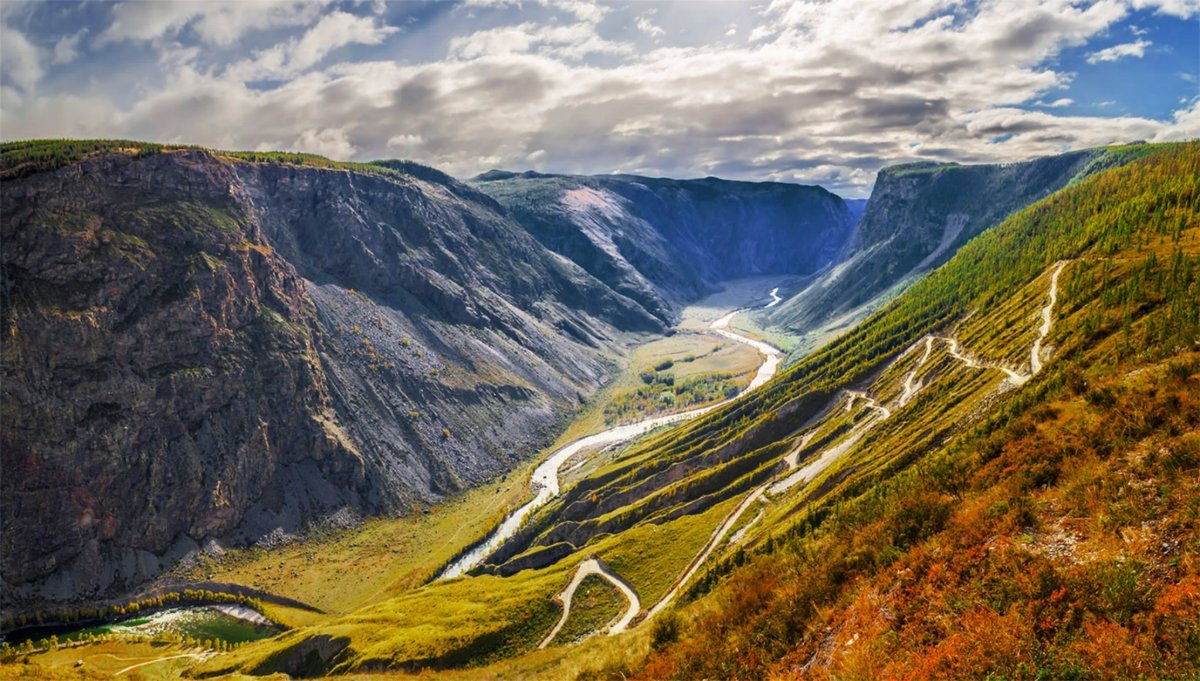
(4, 605, 279, 647)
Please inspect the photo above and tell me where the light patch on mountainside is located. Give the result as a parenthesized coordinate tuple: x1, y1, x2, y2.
(556, 186, 637, 264)
(913, 212, 969, 272)
(561, 186, 628, 223)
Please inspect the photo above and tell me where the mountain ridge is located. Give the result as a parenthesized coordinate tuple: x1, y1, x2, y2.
(1, 145, 649, 603)
(759, 146, 1160, 357)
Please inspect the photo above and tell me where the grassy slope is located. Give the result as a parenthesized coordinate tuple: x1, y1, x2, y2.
(1, 640, 208, 680)
(190, 494, 737, 676)
(627, 142, 1200, 679)
(175, 456, 544, 626)
(548, 576, 623, 646)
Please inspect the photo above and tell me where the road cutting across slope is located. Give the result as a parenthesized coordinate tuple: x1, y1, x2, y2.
(538, 558, 641, 648)
(639, 262, 1072, 619)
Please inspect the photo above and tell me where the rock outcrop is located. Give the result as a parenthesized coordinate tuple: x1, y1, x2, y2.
(2, 151, 371, 599)
(762, 149, 1113, 340)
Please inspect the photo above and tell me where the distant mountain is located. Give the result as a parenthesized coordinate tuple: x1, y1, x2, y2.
(843, 197, 868, 223)
(470, 171, 859, 321)
(761, 147, 1157, 354)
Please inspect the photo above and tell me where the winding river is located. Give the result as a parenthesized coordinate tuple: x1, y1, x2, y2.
(436, 290, 783, 580)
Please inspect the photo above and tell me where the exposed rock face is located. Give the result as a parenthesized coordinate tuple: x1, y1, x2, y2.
(471, 171, 859, 320)
(230, 161, 668, 511)
(0, 151, 654, 603)
(2, 152, 371, 599)
(763, 150, 1107, 337)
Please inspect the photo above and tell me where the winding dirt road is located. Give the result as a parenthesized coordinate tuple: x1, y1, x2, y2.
(845, 390, 892, 419)
(643, 261, 1072, 616)
(538, 558, 641, 648)
(942, 260, 1068, 385)
(1030, 261, 1067, 375)
(899, 336, 934, 406)
(783, 431, 818, 469)
(113, 652, 211, 676)
(646, 484, 769, 620)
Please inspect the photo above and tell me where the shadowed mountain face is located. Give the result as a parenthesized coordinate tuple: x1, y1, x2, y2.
(470, 171, 859, 321)
(0, 148, 854, 604)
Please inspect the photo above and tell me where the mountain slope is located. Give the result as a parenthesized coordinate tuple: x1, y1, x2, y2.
(761, 147, 1154, 354)
(631, 141, 1200, 679)
(470, 171, 857, 321)
(0, 143, 658, 603)
(1, 148, 372, 601)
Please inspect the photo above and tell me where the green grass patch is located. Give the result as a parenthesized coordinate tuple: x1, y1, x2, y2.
(549, 575, 623, 646)
(178, 457, 544, 624)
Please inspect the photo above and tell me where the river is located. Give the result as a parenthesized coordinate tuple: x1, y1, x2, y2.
(436, 289, 782, 580)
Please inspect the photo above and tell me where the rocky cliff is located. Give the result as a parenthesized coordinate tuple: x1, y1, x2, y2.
(0, 148, 658, 603)
(2, 151, 372, 600)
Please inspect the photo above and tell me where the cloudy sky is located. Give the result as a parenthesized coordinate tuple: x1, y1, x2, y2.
(1, 0, 1197, 196)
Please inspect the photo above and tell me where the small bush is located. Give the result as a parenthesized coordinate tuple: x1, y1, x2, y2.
(1086, 387, 1117, 408)
(650, 612, 681, 650)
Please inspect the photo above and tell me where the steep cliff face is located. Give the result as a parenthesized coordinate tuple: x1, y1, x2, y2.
(230, 160, 662, 511)
(471, 172, 858, 320)
(1, 151, 371, 599)
(0, 149, 659, 603)
(763, 149, 1111, 337)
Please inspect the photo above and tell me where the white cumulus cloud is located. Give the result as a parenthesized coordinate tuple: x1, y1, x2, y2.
(636, 17, 665, 38)
(225, 11, 398, 81)
(0, 25, 43, 92)
(1086, 38, 1152, 63)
